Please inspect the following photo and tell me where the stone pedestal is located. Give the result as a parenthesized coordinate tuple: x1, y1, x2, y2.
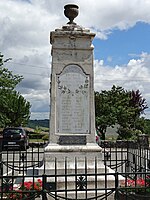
(39, 144, 119, 200)
(44, 143, 103, 176)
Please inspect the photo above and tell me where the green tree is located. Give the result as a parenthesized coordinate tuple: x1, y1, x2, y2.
(0, 53, 23, 89)
(95, 85, 130, 139)
(0, 52, 31, 127)
(0, 90, 31, 127)
(95, 85, 148, 140)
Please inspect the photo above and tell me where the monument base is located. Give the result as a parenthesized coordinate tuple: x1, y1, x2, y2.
(37, 143, 124, 199)
(45, 142, 103, 153)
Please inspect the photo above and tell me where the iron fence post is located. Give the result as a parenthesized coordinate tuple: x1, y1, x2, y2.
(115, 171, 119, 189)
(42, 173, 48, 200)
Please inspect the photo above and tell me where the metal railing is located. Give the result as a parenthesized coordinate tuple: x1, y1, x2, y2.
(0, 140, 150, 199)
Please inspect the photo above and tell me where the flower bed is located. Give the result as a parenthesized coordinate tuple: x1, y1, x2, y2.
(6, 179, 42, 200)
(115, 176, 150, 200)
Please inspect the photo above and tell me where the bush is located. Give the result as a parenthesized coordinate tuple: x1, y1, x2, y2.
(117, 127, 143, 140)
(42, 134, 49, 141)
(29, 133, 44, 139)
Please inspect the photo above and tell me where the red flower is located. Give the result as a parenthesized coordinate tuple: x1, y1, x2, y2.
(119, 177, 150, 194)
(6, 180, 42, 200)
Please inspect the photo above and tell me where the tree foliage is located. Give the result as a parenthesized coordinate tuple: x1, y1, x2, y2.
(0, 89, 31, 127)
(95, 85, 148, 140)
(0, 53, 23, 89)
(0, 52, 31, 127)
(144, 119, 150, 135)
(129, 90, 148, 118)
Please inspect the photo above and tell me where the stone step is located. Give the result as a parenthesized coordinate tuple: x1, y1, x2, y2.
(39, 166, 109, 175)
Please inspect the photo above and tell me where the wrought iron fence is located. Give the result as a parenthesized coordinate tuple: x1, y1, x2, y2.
(0, 140, 150, 200)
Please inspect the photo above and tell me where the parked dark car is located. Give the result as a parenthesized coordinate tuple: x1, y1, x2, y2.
(2, 127, 29, 151)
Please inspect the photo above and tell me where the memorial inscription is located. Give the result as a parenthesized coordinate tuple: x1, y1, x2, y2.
(56, 65, 90, 134)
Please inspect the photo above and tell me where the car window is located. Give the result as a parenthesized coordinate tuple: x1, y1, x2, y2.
(3, 129, 23, 134)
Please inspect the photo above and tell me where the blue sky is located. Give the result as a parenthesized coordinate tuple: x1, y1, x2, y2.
(1, 0, 150, 119)
(94, 22, 150, 66)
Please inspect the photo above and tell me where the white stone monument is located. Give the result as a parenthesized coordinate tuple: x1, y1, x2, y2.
(42, 4, 120, 199)
(45, 3, 101, 156)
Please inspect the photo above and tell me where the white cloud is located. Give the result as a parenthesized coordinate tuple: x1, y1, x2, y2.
(76, 0, 150, 38)
(94, 53, 150, 118)
(23, 89, 49, 112)
(1, 0, 150, 118)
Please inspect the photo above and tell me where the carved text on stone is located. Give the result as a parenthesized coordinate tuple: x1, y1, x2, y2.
(56, 65, 90, 134)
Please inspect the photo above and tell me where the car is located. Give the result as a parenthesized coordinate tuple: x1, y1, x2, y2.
(2, 127, 29, 151)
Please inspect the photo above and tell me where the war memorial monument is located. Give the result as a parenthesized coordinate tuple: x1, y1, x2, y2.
(41, 4, 120, 199)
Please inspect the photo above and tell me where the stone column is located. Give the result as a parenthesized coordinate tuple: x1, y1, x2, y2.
(46, 4, 99, 149)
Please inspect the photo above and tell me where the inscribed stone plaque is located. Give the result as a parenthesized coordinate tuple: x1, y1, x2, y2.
(58, 136, 86, 145)
(56, 64, 89, 134)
